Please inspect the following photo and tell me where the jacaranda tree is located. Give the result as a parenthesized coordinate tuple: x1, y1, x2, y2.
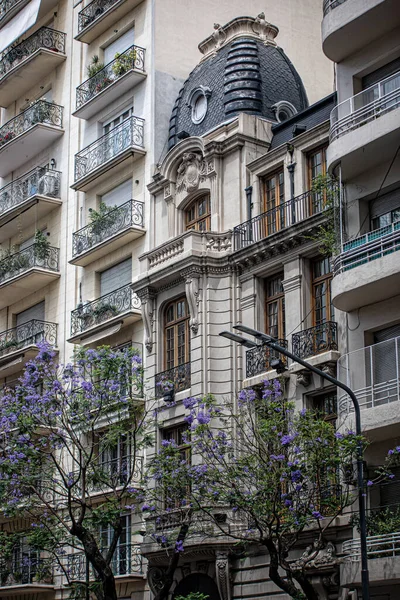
(0, 344, 150, 600)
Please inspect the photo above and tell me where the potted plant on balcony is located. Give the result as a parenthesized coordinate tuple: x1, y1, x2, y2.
(0, 338, 19, 354)
(0, 131, 14, 146)
(89, 202, 120, 239)
(92, 302, 118, 320)
(32, 563, 52, 584)
(112, 48, 136, 77)
(87, 54, 105, 79)
(33, 229, 51, 261)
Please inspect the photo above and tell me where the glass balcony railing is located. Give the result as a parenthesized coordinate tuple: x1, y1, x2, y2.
(330, 70, 400, 141)
(78, 0, 122, 34)
(0, 320, 57, 358)
(155, 362, 191, 398)
(343, 531, 400, 561)
(0, 27, 66, 80)
(70, 284, 141, 336)
(76, 44, 145, 110)
(292, 321, 338, 359)
(0, 100, 63, 150)
(333, 221, 400, 274)
(0, 167, 61, 216)
(74, 116, 144, 182)
(72, 199, 144, 258)
(0, 244, 60, 285)
(322, 0, 348, 15)
(245, 340, 288, 378)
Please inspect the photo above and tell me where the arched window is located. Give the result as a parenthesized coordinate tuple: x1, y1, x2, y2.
(185, 194, 210, 231)
(164, 297, 190, 370)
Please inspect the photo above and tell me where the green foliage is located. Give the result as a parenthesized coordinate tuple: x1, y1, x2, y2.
(175, 594, 209, 600)
(307, 174, 340, 257)
(87, 54, 104, 78)
(34, 229, 51, 260)
(89, 202, 119, 237)
(112, 48, 136, 77)
(351, 506, 400, 536)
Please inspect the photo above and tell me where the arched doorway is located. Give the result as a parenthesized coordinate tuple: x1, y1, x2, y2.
(172, 573, 221, 600)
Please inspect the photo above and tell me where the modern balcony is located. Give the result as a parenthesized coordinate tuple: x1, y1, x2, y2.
(233, 187, 335, 252)
(0, 27, 66, 108)
(338, 336, 400, 437)
(290, 322, 340, 376)
(332, 221, 400, 311)
(0, 168, 61, 243)
(70, 200, 145, 267)
(0, 320, 57, 379)
(243, 340, 288, 388)
(322, 0, 400, 63)
(66, 545, 142, 582)
(72, 116, 145, 191)
(74, 45, 146, 119)
(0, 555, 54, 597)
(0, 101, 64, 178)
(155, 362, 191, 398)
(69, 284, 141, 344)
(341, 531, 400, 587)
(76, 0, 143, 44)
(328, 71, 400, 178)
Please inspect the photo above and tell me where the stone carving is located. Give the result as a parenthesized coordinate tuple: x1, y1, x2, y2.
(176, 152, 207, 193)
(147, 566, 167, 594)
(321, 361, 337, 378)
(184, 272, 200, 334)
(296, 371, 311, 387)
(215, 552, 231, 600)
(252, 13, 279, 45)
(136, 287, 156, 353)
(212, 23, 227, 50)
(293, 540, 337, 571)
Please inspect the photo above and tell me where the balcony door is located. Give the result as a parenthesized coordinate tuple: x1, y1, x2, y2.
(99, 515, 131, 576)
(265, 273, 285, 341)
(100, 258, 132, 297)
(311, 257, 334, 354)
(104, 28, 134, 65)
(372, 324, 400, 405)
(164, 297, 190, 371)
(103, 107, 133, 161)
(16, 301, 45, 345)
(101, 179, 131, 209)
(308, 145, 328, 214)
(262, 170, 285, 235)
(98, 433, 130, 487)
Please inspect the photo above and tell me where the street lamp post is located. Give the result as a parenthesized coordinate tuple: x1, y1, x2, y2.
(220, 325, 370, 600)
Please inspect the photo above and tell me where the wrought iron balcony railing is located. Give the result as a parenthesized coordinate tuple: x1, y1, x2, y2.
(74, 116, 144, 182)
(245, 340, 288, 378)
(72, 199, 144, 258)
(66, 544, 142, 580)
(291, 321, 338, 359)
(338, 335, 400, 414)
(322, 0, 348, 15)
(330, 70, 400, 141)
(343, 531, 400, 561)
(0, 320, 57, 358)
(155, 362, 191, 398)
(0, 167, 61, 216)
(70, 284, 141, 336)
(233, 186, 338, 251)
(1, 554, 53, 586)
(333, 221, 400, 275)
(0, 27, 66, 79)
(0, 0, 24, 23)
(78, 0, 122, 34)
(0, 244, 60, 285)
(0, 100, 63, 149)
(76, 45, 145, 109)
(73, 455, 143, 492)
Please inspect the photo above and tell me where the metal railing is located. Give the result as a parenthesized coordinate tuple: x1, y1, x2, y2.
(0, 167, 61, 216)
(66, 544, 142, 579)
(0, 320, 57, 357)
(78, 0, 122, 34)
(0, 554, 53, 586)
(0, 27, 66, 79)
(0, 100, 63, 149)
(0, 0, 24, 22)
(343, 531, 400, 561)
(322, 0, 348, 15)
(245, 340, 288, 378)
(70, 284, 141, 336)
(76, 45, 145, 109)
(333, 221, 400, 275)
(233, 187, 336, 251)
(330, 70, 400, 141)
(338, 336, 400, 414)
(74, 116, 144, 182)
(292, 321, 338, 359)
(0, 244, 60, 285)
(72, 199, 144, 258)
(155, 362, 191, 397)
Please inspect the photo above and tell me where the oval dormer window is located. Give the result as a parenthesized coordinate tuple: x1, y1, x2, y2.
(272, 101, 297, 123)
(188, 86, 211, 125)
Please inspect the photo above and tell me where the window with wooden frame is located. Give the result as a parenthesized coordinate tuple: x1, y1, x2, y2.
(185, 195, 211, 231)
(307, 145, 328, 214)
(312, 257, 333, 327)
(161, 424, 190, 509)
(311, 391, 337, 426)
(265, 273, 285, 341)
(164, 298, 190, 370)
(262, 169, 285, 235)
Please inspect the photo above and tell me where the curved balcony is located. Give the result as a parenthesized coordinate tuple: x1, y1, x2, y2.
(0, 101, 64, 177)
(76, 0, 143, 43)
(69, 284, 141, 343)
(290, 322, 340, 375)
(322, 0, 348, 14)
(328, 71, 400, 178)
(72, 116, 145, 191)
(0, 244, 60, 309)
(341, 531, 400, 587)
(332, 221, 400, 311)
(66, 545, 142, 582)
(0, 555, 55, 597)
(70, 199, 145, 266)
(155, 362, 191, 398)
(74, 45, 146, 119)
(0, 168, 61, 243)
(0, 27, 66, 108)
(0, 320, 57, 379)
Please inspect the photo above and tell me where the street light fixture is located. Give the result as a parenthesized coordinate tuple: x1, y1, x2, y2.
(220, 325, 370, 600)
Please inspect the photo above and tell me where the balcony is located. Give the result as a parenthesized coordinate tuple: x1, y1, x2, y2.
(74, 45, 146, 119)
(338, 336, 400, 436)
(0, 555, 54, 597)
(66, 545, 142, 582)
(76, 0, 143, 43)
(233, 187, 334, 252)
(328, 71, 400, 178)
(0, 27, 66, 108)
(341, 531, 400, 587)
(70, 200, 145, 267)
(243, 340, 288, 388)
(72, 116, 145, 191)
(332, 221, 400, 311)
(69, 284, 141, 344)
(155, 362, 191, 398)
(322, 0, 400, 63)
(0, 168, 61, 243)
(290, 322, 340, 376)
(0, 101, 64, 178)
(0, 320, 57, 379)
(0, 0, 60, 28)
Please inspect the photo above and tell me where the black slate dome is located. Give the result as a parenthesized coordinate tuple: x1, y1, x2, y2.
(168, 25, 308, 149)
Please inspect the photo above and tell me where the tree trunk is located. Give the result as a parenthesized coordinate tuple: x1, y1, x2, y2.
(153, 521, 190, 600)
(293, 572, 320, 600)
(263, 540, 307, 600)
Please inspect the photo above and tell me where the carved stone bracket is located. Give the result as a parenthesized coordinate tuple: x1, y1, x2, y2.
(296, 370, 312, 387)
(215, 552, 231, 600)
(183, 271, 200, 334)
(321, 361, 337, 378)
(136, 287, 157, 353)
(147, 566, 167, 595)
